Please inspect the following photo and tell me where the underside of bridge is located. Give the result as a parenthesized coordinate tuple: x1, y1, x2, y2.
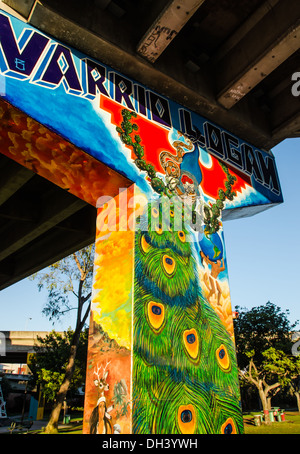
(3, 0, 300, 149)
(0, 98, 132, 290)
(0, 0, 299, 290)
(0, 151, 97, 290)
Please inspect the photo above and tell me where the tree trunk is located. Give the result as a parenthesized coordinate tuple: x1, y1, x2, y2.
(44, 332, 80, 434)
(295, 392, 300, 414)
(258, 383, 271, 424)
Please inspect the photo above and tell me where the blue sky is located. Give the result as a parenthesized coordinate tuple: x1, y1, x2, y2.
(224, 138, 300, 328)
(0, 137, 299, 332)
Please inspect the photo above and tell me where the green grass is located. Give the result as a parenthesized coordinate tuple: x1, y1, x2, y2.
(48, 412, 300, 434)
(15, 410, 300, 434)
(54, 424, 83, 434)
(41, 416, 83, 434)
(243, 411, 300, 434)
(10, 414, 85, 435)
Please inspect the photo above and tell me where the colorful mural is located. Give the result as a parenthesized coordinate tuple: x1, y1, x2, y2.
(133, 207, 243, 434)
(0, 11, 282, 212)
(0, 10, 283, 434)
(0, 99, 131, 205)
(83, 189, 135, 434)
(114, 112, 243, 433)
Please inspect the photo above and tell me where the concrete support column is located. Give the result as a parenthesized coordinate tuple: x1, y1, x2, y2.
(83, 186, 243, 435)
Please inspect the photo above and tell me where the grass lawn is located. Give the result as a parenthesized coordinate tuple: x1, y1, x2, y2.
(243, 411, 300, 434)
(11, 410, 300, 434)
(51, 412, 300, 434)
(25, 421, 83, 435)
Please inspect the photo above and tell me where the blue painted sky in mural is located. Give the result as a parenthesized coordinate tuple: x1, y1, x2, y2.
(0, 138, 299, 332)
(3, 75, 151, 196)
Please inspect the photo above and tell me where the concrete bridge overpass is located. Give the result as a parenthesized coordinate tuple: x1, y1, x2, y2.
(0, 331, 62, 365)
(0, 0, 299, 290)
(0, 1, 299, 434)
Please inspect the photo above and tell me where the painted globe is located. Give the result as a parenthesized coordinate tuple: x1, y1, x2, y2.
(199, 229, 223, 262)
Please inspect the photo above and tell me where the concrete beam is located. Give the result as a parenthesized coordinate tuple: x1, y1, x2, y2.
(0, 199, 37, 221)
(26, 3, 275, 151)
(271, 91, 300, 142)
(2, 0, 34, 17)
(0, 205, 96, 290)
(212, 0, 281, 65)
(137, 0, 206, 63)
(216, 0, 300, 109)
(0, 187, 86, 262)
(0, 156, 34, 206)
(275, 113, 300, 140)
(0, 0, 30, 20)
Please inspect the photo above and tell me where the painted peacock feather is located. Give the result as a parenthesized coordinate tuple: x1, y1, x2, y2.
(116, 110, 244, 434)
(132, 204, 243, 434)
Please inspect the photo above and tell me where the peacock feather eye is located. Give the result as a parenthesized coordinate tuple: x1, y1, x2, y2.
(155, 223, 163, 235)
(183, 328, 199, 360)
(151, 207, 159, 218)
(170, 209, 174, 218)
(140, 234, 151, 254)
(161, 254, 176, 276)
(178, 231, 186, 243)
(177, 405, 196, 434)
(147, 301, 165, 332)
(221, 418, 237, 434)
(216, 344, 231, 371)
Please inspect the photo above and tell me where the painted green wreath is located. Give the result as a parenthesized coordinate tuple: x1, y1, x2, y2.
(116, 109, 237, 234)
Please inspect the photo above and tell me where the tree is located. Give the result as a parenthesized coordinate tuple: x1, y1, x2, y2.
(234, 302, 296, 366)
(30, 245, 94, 433)
(241, 348, 297, 418)
(234, 302, 299, 421)
(28, 329, 88, 402)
